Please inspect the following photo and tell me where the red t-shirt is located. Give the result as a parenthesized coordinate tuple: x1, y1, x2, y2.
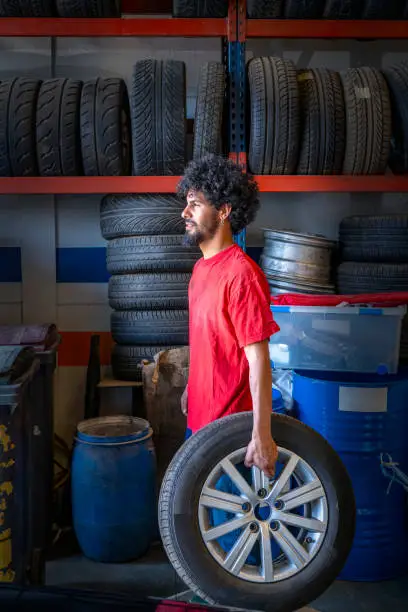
(187, 244, 279, 433)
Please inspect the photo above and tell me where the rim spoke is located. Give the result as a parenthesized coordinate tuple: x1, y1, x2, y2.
(260, 523, 274, 582)
(202, 515, 252, 542)
(278, 481, 325, 511)
(223, 525, 258, 575)
(273, 523, 310, 569)
(220, 458, 256, 502)
(200, 487, 246, 514)
(252, 466, 270, 493)
(268, 454, 299, 502)
(274, 510, 326, 533)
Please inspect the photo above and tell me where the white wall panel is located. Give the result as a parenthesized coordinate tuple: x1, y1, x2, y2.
(56, 196, 105, 248)
(57, 283, 108, 305)
(0, 304, 22, 324)
(57, 304, 111, 332)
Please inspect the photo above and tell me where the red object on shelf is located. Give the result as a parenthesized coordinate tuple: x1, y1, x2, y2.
(271, 293, 408, 307)
(0, 176, 181, 194)
(254, 175, 408, 193)
(0, 17, 227, 37)
(246, 19, 408, 39)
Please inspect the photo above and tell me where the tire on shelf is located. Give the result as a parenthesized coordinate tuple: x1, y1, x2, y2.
(80, 78, 130, 176)
(340, 67, 391, 175)
(132, 59, 186, 176)
(56, 0, 120, 16)
(193, 62, 226, 160)
(247, 0, 283, 18)
(0, 1, 21, 16)
(111, 344, 177, 382)
(383, 63, 408, 175)
(111, 310, 189, 345)
(36, 79, 83, 177)
(17, 0, 54, 16)
(159, 411, 355, 611)
(337, 262, 408, 293)
(340, 214, 408, 262)
(108, 273, 190, 310)
(0, 78, 41, 177)
(247, 56, 300, 175)
(361, 0, 404, 19)
(323, 0, 364, 18)
(100, 194, 186, 239)
(106, 236, 201, 274)
(284, 0, 326, 18)
(172, 0, 228, 17)
(297, 68, 345, 175)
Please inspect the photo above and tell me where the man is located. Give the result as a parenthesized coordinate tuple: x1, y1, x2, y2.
(178, 155, 279, 478)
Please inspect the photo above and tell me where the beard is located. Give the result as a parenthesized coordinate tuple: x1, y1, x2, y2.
(183, 211, 220, 246)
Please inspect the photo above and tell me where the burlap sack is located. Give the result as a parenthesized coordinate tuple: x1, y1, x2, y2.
(142, 346, 189, 482)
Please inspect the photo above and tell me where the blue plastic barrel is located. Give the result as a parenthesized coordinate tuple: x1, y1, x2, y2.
(71, 416, 157, 563)
(293, 370, 408, 581)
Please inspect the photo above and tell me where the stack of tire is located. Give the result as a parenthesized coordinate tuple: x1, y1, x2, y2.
(0, 0, 121, 16)
(101, 194, 201, 381)
(247, 56, 393, 176)
(337, 214, 408, 364)
(260, 228, 336, 295)
(0, 76, 130, 177)
(101, 59, 225, 381)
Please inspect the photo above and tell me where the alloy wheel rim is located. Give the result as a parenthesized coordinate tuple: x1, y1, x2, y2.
(198, 446, 328, 583)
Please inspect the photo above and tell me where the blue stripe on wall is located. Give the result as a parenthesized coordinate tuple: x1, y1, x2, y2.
(56, 247, 109, 283)
(0, 246, 263, 284)
(0, 247, 22, 282)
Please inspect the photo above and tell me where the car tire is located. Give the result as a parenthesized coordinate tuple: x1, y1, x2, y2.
(159, 412, 355, 612)
(193, 62, 225, 160)
(111, 310, 189, 345)
(340, 67, 391, 175)
(106, 236, 200, 274)
(100, 194, 185, 239)
(247, 56, 300, 175)
(296, 68, 345, 175)
(108, 273, 190, 310)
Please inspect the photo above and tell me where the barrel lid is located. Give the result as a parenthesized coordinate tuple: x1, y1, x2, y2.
(76, 415, 151, 444)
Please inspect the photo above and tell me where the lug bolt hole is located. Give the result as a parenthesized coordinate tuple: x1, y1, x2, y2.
(241, 502, 251, 513)
(249, 522, 259, 533)
(274, 500, 284, 510)
(270, 521, 280, 532)
(258, 488, 267, 499)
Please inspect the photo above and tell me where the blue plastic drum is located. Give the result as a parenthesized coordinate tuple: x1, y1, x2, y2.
(71, 416, 157, 563)
(293, 370, 408, 581)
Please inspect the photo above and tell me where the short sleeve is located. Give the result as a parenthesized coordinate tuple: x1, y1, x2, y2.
(228, 272, 280, 348)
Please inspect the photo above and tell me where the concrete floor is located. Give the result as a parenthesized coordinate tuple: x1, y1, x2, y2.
(46, 542, 408, 612)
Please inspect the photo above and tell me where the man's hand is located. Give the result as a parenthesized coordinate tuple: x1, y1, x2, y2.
(244, 429, 278, 479)
(181, 385, 188, 416)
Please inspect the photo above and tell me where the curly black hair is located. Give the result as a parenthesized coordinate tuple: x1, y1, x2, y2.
(177, 155, 260, 234)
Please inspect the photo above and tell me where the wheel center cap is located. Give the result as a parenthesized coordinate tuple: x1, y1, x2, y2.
(254, 502, 271, 522)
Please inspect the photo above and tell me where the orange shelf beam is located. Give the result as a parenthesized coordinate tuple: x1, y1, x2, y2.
(1, 176, 408, 194)
(0, 17, 227, 37)
(0, 176, 181, 194)
(255, 175, 408, 192)
(247, 19, 408, 39)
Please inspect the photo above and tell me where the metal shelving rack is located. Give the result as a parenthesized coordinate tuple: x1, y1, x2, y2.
(0, 1, 407, 198)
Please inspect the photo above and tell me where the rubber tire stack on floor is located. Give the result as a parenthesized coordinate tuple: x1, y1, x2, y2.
(337, 214, 408, 364)
(101, 194, 200, 382)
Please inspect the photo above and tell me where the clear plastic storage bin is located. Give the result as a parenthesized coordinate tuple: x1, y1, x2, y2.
(269, 305, 407, 374)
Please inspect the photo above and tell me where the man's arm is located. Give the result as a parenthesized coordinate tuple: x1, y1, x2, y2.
(244, 339, 277, 478)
